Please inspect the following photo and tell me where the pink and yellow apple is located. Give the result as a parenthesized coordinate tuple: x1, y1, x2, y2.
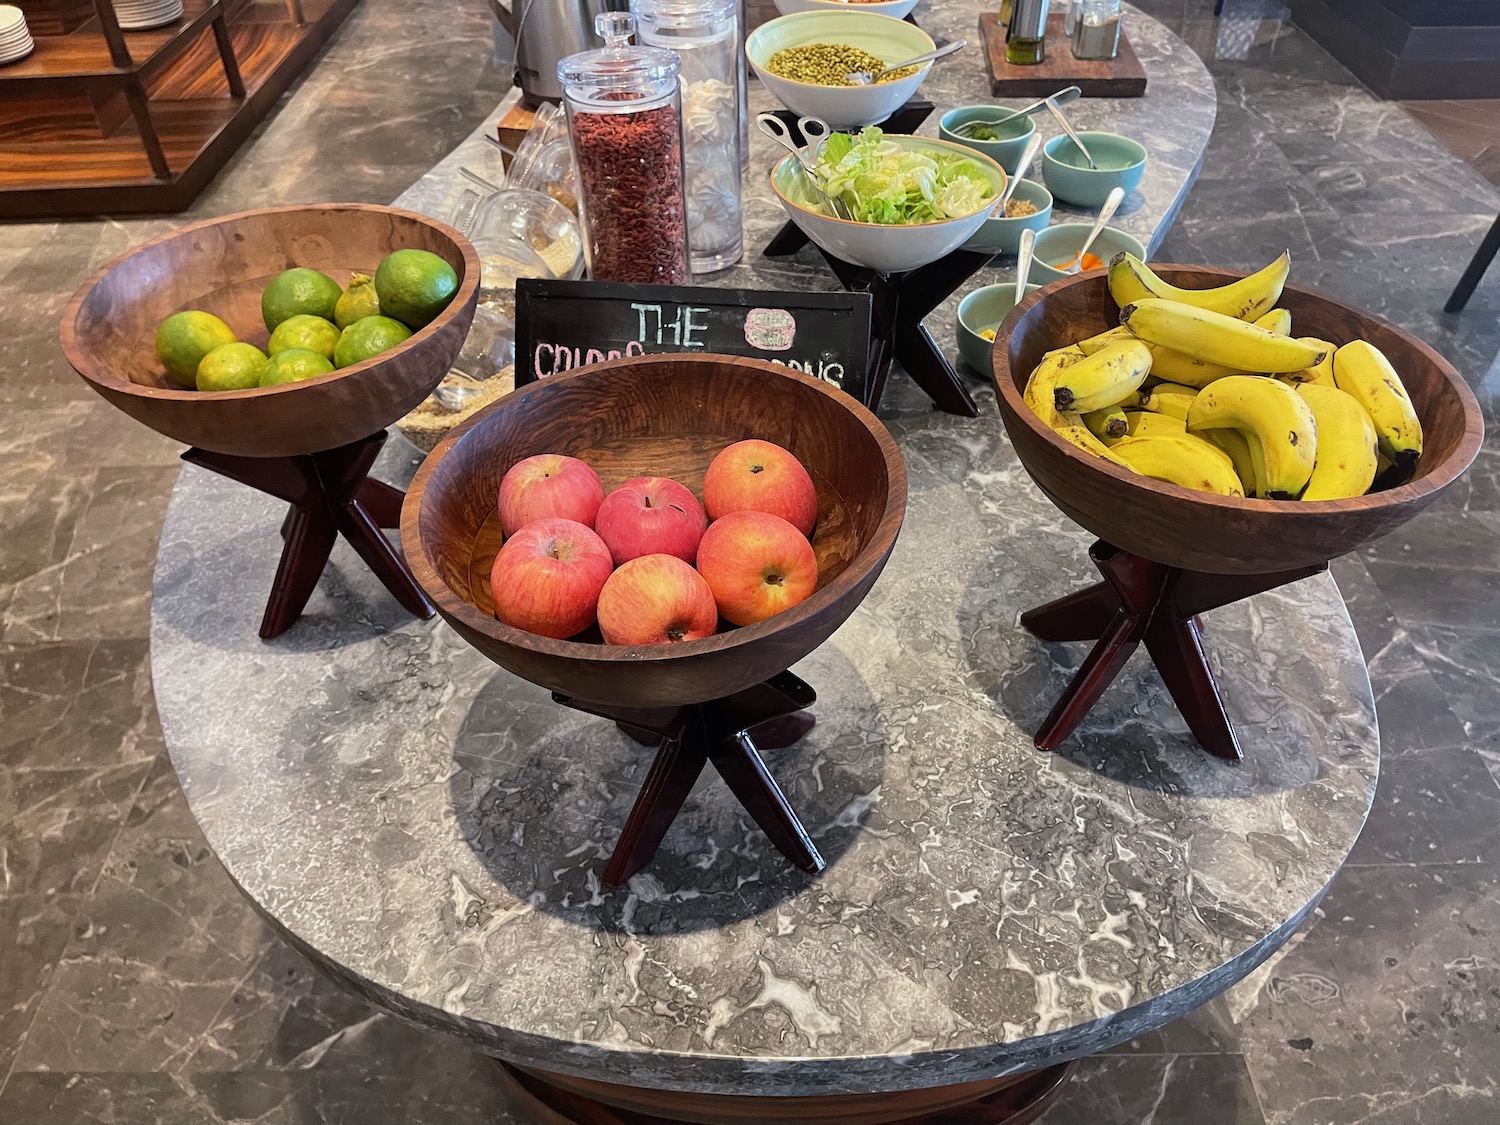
(702, 439, 818, 537)
(593, 476, 707, 566)
(596, 554, 718, 646)
(489, 517, 612, 639)
(497, 454, 604, 538)
(694, 510, 818, 627)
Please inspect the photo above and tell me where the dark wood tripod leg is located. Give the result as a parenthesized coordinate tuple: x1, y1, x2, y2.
(354, 476, 407, 528)
(261, 502, 340, 639)
(1144, 610, 1240, 761)
(1034, 611, 1144, 750)
(1020, 581, 1117, 642)
(710, 731, 825, 874)
(606, 719, 707, 888)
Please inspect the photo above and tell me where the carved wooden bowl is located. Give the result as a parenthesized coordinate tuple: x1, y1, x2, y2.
(402, 354, 908, 709)
(993, 266, 1485, 575)
(60, 203, 480, 459)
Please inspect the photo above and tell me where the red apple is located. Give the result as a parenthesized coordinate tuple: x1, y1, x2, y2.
(596, 554, 718, 646)
(694, 510, 818, 627)
(593, 476, 707, 566)
(489, 518, 612, 639)
(497, 454, 604, 538)
(702, 439, 818, 537)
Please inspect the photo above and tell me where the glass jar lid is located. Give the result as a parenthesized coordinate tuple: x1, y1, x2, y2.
(630, 0, 735, 31)
(557, 13, 682, 105)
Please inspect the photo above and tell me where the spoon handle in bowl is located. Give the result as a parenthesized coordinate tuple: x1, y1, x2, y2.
(1016, 226, 1037, 307)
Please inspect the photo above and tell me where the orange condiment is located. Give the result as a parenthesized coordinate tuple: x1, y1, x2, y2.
(1052, 252, 1105, 272)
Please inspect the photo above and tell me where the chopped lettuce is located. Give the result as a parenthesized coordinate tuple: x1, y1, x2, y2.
(808, 127, 998, 225)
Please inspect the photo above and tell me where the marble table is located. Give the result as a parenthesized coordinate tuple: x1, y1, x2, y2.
(148, 4, 1378, 1122)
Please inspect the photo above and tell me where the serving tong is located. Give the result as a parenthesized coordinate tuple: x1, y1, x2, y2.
(757, 113, 852, 221)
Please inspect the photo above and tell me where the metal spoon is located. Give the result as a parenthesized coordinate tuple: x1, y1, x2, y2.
(953, 86, 1082, 139)
(1061, 186, 1125, 274)
(1045, 95, 1096, 170)
(991, 133, 1043, 217)
(757, 113, 852, 220)
(845, 39, 965, 85)
(1015, 226, 1036, 307)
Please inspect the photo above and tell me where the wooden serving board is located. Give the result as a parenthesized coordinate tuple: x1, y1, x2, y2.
(979, 12, 1147, 97)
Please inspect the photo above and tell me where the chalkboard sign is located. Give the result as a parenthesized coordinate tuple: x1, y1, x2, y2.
(515, 279, 875, 405)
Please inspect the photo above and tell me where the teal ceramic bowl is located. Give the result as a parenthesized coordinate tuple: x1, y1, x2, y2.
(957, 282, 1041, 378)
(1041, 131, 1147, 208)
(1029, 224, 1147, 285)
(939, 106, 1037, 175)
(965, 179, 1052, 254)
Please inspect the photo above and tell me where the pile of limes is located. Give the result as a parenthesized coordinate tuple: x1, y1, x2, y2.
(154, 249, 460, 393)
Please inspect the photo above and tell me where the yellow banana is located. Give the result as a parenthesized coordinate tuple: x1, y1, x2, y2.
(1296, 383, 1379, 501)
(1023, 349, 1086, 426)
(1121, 299, 1329, 373)
(1199, 427, 1259, 495)
(1076, 325, 1135, 355)
(1331, 340, 1423, 470)
(1124, 410, 1187, 439)
(1276, 337, 1338, 388)
(1084, 405, 1130, 441)
(1109, 434, 1245, 497)
(1052, 412, 1132, 467)
(1254, 308, 1292, 336)
(1185, 375, 1318, 498)
(1051, 340, 1153, 413)
(1106, 251, 1290, 320)
(1143, 343, 1242, 388)
(1136, 382, 1198, 421)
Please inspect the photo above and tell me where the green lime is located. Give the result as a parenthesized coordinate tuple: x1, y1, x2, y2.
(373, 249, 458, 329)
(155, 310, 236, 387)
(261, 268, 343, 331)
(334, 272, 380, 329)
(333, 315, 412, 368)
(261, 347, 335, 386)
(267, 314, 340, 360)
(196, 342, 267, 392)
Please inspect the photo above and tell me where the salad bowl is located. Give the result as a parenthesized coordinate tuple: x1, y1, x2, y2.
(747, 11, 935, 128)
(769, 133, 1007, 273)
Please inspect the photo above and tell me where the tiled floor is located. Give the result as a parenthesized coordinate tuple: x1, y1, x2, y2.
(1, 0, 1499, 1122)
(1403, 99, 1500, 190)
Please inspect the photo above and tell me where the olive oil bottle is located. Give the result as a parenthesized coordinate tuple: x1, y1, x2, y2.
(1006, 0, 1050, 66)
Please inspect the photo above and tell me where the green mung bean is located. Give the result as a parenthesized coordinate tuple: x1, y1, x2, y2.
(765, 43, 918, 86)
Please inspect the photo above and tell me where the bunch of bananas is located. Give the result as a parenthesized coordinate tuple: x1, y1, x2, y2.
(1016, 252, 1424, 501)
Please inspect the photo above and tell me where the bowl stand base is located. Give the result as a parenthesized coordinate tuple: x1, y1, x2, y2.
(182, 430, 436, 640)
(761, 103, 991, 419)
(553, 670, 825, 887)
(1021, 540, 1327, 761)
(492, 1056, 1076, 1124)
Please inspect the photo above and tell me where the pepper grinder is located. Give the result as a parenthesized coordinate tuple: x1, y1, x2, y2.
(1006, 0, 1050, 66)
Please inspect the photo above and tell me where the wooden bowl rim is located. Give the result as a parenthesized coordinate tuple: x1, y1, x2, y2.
(59, 202, 482, 403)
(401, 352, 909, 665)
(992, 264, 1486, 515)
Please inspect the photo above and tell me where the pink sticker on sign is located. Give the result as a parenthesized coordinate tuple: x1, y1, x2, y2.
(744, 308, 797, 352)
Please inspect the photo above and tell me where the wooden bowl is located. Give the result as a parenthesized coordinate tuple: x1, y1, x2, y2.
(401, 354, 907, 709)
(60, 203, 481, 459)
(993, 266, 1485, 575)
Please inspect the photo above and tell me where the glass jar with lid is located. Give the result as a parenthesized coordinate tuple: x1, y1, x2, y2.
(631, 0, 742, 273)
(1072, 0, 1122, 60)
(557, 12, 691, 285)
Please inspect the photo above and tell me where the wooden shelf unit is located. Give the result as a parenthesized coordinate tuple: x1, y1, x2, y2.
(0, 0, 358, 217)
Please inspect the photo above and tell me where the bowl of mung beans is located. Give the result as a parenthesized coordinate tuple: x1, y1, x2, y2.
(772, 0, 922, 19)
(746, 11, 937, 128)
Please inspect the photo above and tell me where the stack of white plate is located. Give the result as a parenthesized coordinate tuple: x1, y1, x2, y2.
(0, 6, 34, 65)
(113, 0, 185, 31)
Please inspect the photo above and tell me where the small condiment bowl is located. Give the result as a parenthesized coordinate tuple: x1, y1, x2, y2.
(746, 10, 936, 129)
(1028, 223, 1146, 285)
(965, 178, 1052, 255)
(769, 136, 1007, 273)
(957, 283, 1041, 378)
(1041, 131, 1147, 208)
(773, 0, 921, 18)
(939, 105, 1037, 175)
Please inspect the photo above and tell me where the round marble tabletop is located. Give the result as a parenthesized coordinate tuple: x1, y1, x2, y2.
(151, 0, 1377, 1103)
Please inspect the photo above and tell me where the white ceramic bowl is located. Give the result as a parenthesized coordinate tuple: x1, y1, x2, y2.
(769, 137, 1007, 273)
(772, 0, 922, 18)
(746, 11, 936, 129)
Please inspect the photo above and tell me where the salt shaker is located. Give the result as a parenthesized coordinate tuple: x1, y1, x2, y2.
(558, 13, 691, 285)
(632, 0, 743, 273)
(1071, 0, 1121, 60)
